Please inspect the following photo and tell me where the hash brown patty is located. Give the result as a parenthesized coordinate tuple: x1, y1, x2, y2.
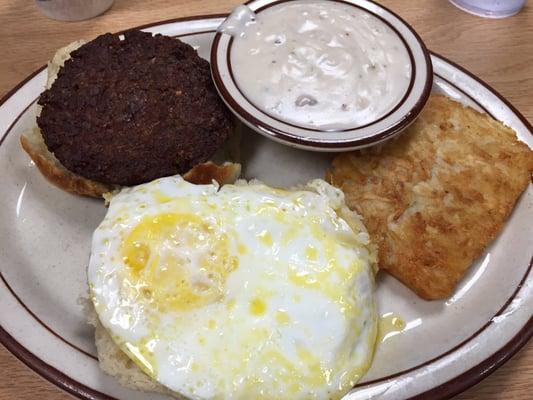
(37, 30, 231, 186)
(327, 95, 533, 300)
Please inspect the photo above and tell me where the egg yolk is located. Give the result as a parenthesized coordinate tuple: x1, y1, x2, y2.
(121, 213, 238, 312)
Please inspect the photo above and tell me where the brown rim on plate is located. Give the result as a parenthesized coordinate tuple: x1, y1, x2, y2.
(0, 326, 116, 400)
(210, 0, 433, 150)
(0, 15, 531, 400)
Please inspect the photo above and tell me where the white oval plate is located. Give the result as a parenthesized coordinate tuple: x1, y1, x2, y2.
(0, 15, 531, 400)
(211, 0, 433, 151)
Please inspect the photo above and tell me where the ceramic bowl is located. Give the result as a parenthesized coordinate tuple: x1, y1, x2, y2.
(211, 0, 433, 151)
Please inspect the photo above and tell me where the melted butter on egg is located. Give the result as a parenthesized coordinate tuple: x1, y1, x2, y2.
(89, 177, 378, 400)
(275, 309, 291, 325)
(122, 336, 159, 377)
(287, 219, 363, 316)
(121, 212, 238, 312)
(249, 298, 267, 316)
(305, 245, 318, 261)
(239, 347, 335, 398)
(256, 230, 273, 247)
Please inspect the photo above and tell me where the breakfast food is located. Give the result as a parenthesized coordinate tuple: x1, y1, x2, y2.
(88, 176, 378, 399)
(222, 1, 411, 129)
(21, 30, 235, 197)
(328, 95, 533, 299)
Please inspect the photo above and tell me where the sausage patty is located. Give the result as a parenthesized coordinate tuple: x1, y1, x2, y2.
(37, 30, 231, 186)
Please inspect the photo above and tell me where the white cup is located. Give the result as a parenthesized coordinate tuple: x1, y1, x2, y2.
(449, 0, 526, 18)
(35, 0, 114, 21)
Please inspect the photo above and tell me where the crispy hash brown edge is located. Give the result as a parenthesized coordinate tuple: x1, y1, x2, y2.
(327, 94, 533, 300)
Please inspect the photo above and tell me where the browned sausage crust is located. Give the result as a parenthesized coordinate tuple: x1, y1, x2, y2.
(37, 30, 231, 186)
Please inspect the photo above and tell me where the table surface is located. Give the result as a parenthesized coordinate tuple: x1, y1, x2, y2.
(0, 0, 531, 399)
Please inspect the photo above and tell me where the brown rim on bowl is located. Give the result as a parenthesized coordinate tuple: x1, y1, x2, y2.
(210, 0, 433, 150)
(230, 0, 417, 134)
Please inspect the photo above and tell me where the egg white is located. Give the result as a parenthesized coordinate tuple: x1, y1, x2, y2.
(88, 176, 377, 400)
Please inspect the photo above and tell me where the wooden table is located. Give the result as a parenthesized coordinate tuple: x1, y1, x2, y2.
(0, 0, 531, 399)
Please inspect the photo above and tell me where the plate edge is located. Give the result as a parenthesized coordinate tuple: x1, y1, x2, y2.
(0, 14, 531, 400)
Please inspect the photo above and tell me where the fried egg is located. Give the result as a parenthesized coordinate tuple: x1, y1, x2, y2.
(88, 176, 377, 400)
